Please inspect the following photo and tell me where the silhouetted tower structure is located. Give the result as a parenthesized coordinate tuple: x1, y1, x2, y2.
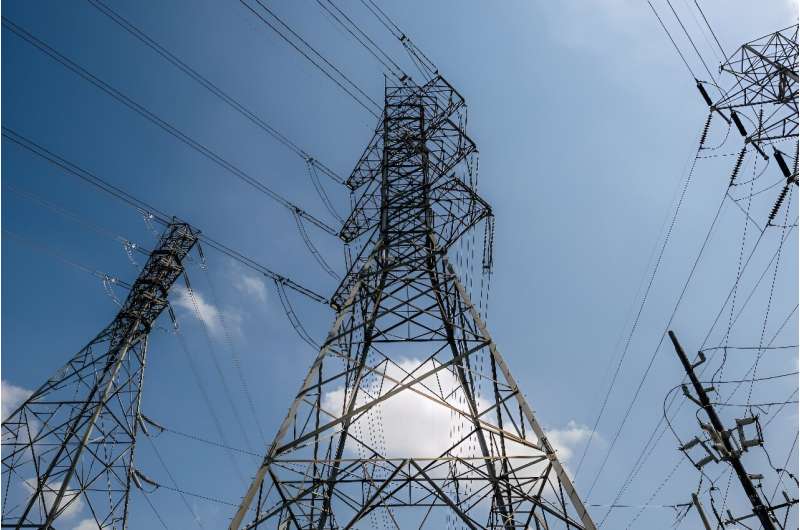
(230, 76, 597, 530)
(699, 24, 798, 222)
(2, 220, 198, 529)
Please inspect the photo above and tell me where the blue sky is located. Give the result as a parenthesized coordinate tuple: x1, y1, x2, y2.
(2, 1, 797, 528)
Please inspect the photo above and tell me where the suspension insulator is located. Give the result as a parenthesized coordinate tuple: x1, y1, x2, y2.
(731, 110, 748, 137)
(769, 184, 790, 222)
(774, 149, 793, 179)
(696, 81, 714, 107)
(729, 146, 747, 186)
(699, 113, 713, 148)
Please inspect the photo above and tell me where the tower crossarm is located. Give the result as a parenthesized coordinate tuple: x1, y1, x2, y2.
(714, 25, 799, 147)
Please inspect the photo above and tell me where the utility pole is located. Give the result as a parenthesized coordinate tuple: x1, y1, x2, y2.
(668, 330, 777, 530)
(1, 220, 198, 530)
(229, 75, 597, 530)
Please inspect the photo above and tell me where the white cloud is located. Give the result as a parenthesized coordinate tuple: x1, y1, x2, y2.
(21, 479, 84, 520)
(2, 380, 33, 420)
(323, 357, 467, 458)
(172, 286, 241, 337)
(321, 357, 596, 465)
(545, 420, 596, 463)
(233, 272, 268, 303)
(72, 518, 100, 530)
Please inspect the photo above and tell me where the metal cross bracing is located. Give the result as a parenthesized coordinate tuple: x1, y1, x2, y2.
(1, 220, 198, 529)
(708, 24, 798, 157)
(697, 24, 799, 226)
(229, 76, 597, 530)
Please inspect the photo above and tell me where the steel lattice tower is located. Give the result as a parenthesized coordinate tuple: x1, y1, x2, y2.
(230, 76, 597, 530)
(710, 24, 798, 155)
(1, 220, 198, 529)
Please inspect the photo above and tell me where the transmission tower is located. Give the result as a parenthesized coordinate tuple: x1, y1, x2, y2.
(699, 24, 798, 222)
(1, 220, 198, 529)
(707, 24, 798, 155)
(229, 76, 596, 530)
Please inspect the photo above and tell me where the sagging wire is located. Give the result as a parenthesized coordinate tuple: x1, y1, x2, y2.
(292, 208, 339, 279)
(581, 119, 711, 489)
(140, 429, 206, 529)
(181, 272, 257, 453)
(624, 458, 686, 529)
(140, 413, 262, 458)
(715, 156, 761, 383)
(306, 158, 344, 223)
(194, 244, 267, 442)
(167, 301, 251, 484)
(598, 207, 791, 526)
(746, 187, 794, 410)
(273, 278, 320, 349)
(131, 463, 239, 508)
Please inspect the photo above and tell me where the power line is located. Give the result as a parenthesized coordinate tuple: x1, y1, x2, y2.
(600, 259, 797, 526)
(2, 126, 329, 303)
(171, 320, 250, 486)
(692, 1, 726, 59)
(143, 433, 206, 528)
(85, 0, 344, 185)
(179, 272, 258, 453)
(5, 183, 152, 257)
(665, 0, 717, 83)
(359, 0, 438, 78)
(315, 0, 406, 82)
(3, 229, 133, 290)
(1, 16, 337, 236)
(146, 419, 262, 458)
(587, 186, 728, 501)
(240, 0, 381, 118)
(196, 257, 268, 443)
(648, 1, 697, 80)
(577, 124, 706, 481)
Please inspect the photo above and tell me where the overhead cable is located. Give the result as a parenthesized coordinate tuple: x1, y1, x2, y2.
(2, 126, 329, 304)
(86, 0, 344, 184)
(240, 0, 381, 118)
(1, 16, 337, 236)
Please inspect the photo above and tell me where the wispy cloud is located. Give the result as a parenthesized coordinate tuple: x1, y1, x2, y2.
(233, 272, 268, 304)
(545, 420, 597, 463)
(172, 286, 241, 337)
(2, 379, 33, 420)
